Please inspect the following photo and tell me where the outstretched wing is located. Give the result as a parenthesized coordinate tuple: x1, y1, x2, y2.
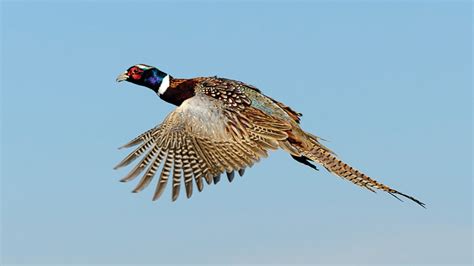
(114, 93, 291, 201)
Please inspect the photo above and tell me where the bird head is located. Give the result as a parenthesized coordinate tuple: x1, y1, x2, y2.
(116, 64, 170, 94)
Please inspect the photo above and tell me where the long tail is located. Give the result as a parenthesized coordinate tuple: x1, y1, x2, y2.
(301, 133, 426, 208)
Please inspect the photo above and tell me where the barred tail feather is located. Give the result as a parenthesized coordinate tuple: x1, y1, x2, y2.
(303, 134, 425, 208)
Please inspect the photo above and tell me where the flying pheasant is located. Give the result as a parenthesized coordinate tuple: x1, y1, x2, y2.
(115, 64, 425, 207)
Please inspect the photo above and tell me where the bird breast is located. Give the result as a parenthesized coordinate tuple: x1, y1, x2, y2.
(175, 94, 230, 140)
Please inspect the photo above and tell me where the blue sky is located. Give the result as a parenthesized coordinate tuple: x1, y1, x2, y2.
(1, 1, 472, 265)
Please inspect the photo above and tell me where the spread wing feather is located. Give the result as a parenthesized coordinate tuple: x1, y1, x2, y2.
(115, 93, 291, 201)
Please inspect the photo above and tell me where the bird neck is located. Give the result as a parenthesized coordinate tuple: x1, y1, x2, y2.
(159, 78, 197, 106)
(141, 69, 168, 93)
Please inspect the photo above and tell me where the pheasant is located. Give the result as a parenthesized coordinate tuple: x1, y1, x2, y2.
(115, 64, 425, 207)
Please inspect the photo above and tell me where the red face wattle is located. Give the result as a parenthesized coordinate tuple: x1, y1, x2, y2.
(127, 66, 144, 81)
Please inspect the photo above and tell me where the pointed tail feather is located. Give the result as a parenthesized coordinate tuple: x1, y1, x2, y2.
(302, 133, 425, 208)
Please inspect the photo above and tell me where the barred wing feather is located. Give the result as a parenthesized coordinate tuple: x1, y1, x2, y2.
(114, 94, 291, 201)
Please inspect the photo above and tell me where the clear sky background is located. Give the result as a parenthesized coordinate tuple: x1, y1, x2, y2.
(1, 1, 472, 265)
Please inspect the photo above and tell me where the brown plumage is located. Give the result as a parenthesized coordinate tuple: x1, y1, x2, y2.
(114, 64, 425, 207)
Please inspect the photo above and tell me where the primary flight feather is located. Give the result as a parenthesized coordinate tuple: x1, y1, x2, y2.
(115, 64, 425, 207)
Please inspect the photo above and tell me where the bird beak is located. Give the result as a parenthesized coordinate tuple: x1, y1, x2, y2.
(116, 72, 129, 82)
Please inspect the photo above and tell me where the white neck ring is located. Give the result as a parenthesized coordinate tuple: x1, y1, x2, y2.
(158, 75, 170, 95)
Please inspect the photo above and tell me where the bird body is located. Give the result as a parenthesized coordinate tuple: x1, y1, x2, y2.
(115, 64, 425, 207)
